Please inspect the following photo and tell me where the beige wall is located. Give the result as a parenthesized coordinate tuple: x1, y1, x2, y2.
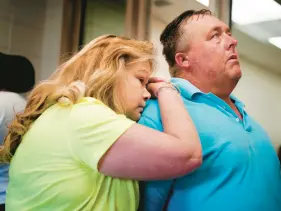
(83, 0, 126, 44)
(150, 13, 281, 149)
(149, 15, 170, 78)
(0, 0, 63, 82)
(234, 58, 281, 148)
(40, 0, 64, 81)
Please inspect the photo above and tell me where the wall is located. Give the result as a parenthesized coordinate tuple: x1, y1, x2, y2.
(83, 0, 126, 44)
(150, 13, 281, 149)
(0, 0, 13, 53)
(149, 14, 170, 78)
(234, 58, 281, 148)
(0, 0, 63, 83)
(40, 0, 64, 81)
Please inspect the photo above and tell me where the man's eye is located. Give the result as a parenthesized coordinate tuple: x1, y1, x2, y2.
(212, 33, 219, 38)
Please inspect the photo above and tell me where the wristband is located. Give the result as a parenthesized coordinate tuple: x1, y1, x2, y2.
(156, 85, 180, 97)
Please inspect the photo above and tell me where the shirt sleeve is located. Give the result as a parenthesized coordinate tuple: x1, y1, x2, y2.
(138, 112, 174, 211)
(67, 99, 135, 171)
(140, 180, 175, 211)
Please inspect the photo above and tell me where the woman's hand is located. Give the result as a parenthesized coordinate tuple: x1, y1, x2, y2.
(147, 77, 172, 98)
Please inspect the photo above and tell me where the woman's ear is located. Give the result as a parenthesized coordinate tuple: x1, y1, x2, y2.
(175, 53, 190, 69)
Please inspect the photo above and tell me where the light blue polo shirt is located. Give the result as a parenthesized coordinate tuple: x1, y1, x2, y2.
(138, 78, 281, 211)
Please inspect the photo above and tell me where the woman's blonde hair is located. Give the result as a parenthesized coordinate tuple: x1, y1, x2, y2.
(0, 35, 154, 163)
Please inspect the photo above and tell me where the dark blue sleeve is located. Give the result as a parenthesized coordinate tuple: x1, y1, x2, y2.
(140, 179, 174, 211)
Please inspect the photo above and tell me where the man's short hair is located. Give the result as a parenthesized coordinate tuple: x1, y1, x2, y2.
(160, 9, 212, 76)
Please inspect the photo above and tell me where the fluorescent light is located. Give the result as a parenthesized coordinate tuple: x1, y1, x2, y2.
(196, 0, 209, 7)
(268, 37, 281, 49)
(232, 0, 281, 25)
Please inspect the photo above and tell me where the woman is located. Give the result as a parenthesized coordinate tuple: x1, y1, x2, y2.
(0, 35, 201, 211)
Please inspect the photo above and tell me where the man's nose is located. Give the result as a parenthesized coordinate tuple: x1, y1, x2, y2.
(226, 34, 238, 50)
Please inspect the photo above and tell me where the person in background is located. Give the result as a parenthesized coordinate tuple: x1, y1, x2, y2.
(0, 35, 201, 211)
(0, 52, 35, 211)
(139, 9, 281, 211)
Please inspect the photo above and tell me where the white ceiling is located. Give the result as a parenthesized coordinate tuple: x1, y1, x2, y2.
(152, 0, 281, 74)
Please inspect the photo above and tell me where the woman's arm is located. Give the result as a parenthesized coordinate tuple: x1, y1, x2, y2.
(99, 83, 202, 180)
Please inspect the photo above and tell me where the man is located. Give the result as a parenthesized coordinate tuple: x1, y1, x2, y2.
(139, 9, 281, 211)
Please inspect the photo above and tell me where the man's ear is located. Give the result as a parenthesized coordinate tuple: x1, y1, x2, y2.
(175, 52, 190, 69)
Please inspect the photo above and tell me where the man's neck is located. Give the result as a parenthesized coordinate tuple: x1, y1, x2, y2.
(180, 75, 242, 119)
(184, 78, 234, 98)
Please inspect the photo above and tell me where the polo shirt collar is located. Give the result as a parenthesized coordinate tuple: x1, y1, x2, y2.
(170, 77, 245, 108)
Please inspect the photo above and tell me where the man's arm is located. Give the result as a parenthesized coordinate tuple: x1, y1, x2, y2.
(138, 105, 174, 211)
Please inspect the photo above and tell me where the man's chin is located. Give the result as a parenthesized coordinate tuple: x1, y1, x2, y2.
(230, 67, 242, 80)
(235, 70, 242, 81)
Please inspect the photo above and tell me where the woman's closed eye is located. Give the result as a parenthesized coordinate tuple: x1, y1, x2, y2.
(138, 77, 149, 86)
(139, 78, 144, 83)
